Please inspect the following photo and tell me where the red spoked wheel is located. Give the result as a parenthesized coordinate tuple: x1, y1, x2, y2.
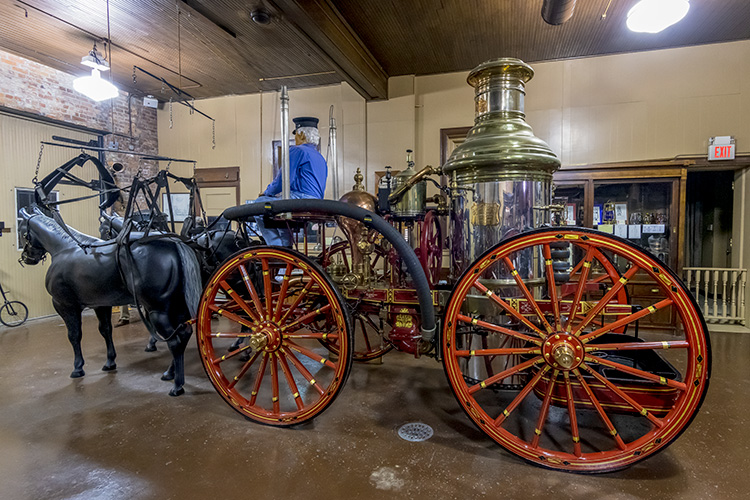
(197, 246, 353, 426)
(419, 210, 443, 286)
(442, 228, 710, 472)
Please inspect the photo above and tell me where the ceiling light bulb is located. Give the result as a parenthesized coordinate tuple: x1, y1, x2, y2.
(627, 0, 690, 33)
(73, 69, 119, 102)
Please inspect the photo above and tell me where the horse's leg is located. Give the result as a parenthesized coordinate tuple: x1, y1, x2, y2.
(165, 323, 193, 397)
(148, 311, 190, 396)
(93, 306, 117, 372)
(145, 334, 158, 352)
(53, 301, 85, 378)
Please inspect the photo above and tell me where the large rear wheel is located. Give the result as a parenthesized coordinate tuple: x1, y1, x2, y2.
(442, 228, 710, 472)
(197, 247, 353, 426)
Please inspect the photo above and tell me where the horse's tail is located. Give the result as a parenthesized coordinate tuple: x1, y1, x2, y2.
(175, 240, 202, 318)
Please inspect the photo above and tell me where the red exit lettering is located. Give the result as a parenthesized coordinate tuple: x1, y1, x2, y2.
(714, 146, 731, 158)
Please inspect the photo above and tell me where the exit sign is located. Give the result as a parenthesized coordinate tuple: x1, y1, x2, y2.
(708, 136, 736, 161)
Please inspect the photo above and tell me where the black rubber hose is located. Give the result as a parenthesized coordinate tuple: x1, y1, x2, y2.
(223, 200, 437, 338)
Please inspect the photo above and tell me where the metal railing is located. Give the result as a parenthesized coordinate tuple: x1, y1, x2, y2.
(683, 267, 747, 325)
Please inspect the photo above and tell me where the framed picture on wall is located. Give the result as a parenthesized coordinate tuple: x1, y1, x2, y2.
(162, 193, 191, 222)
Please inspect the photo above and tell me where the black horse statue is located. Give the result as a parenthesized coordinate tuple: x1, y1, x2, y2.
(19, 206, 201, 396)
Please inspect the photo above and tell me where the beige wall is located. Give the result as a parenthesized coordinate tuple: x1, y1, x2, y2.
(158, 83, 368, 203)
(0, 114, 102, 318)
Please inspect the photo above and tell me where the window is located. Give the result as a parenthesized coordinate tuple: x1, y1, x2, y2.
(15, 187, 58, 251)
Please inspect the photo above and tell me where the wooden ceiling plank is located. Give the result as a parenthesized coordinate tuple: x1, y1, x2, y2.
(271, 0, 388, 100)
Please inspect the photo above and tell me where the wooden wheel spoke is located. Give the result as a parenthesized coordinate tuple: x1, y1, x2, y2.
(277, 352, 304, 410)
(457, 314, 542, 345)
(284, 332, 339, 341)
(285, 340, 337, 370)
(261, 258, 272, 318)
(228, 351, 261, 389)
(573, 369, 627, 450)
(280, 346, 326, 396)
(493, 366, 550, 427)
(219, 280, 261, 324)
(470, 281, 547, 338)
(279, 280, 316, 324)
(468, 356, 543, 395)
(270, 353, 280, 413)
(282, 304, 332, 333)
(586, 340, 689, 352)
(531, 370, 559, 449)
(273, 264, 294, 321)
(239, 264, 266, 320)
(503, 256, 554, 334)
(584, 355, 687, 391)
(248, 353, 269, 406)
(573, 265, 640, 336)
(208, 304, 254, 329)
(579, 298, 673, 343)
(542, 244, 561, 331)
(209, 332, 252, 339)
(564, 245, 594, 333)
(563, 372, 582, 457)
(455, 347, 539, 357)
(580, 364, 664, 428)
(212, 343, 254, 364)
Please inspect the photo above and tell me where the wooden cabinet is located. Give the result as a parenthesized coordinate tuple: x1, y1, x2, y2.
(554, 163, 688, 329)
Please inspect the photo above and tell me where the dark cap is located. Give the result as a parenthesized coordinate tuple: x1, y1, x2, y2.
(292, 116, 319, 132)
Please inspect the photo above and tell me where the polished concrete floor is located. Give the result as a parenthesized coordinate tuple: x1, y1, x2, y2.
(0, 313, 747, 500)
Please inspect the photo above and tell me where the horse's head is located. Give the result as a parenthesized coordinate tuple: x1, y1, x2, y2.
(18, 206, 48, 265)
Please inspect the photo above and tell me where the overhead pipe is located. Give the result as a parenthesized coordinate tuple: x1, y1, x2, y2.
(542, 0, 577, 25)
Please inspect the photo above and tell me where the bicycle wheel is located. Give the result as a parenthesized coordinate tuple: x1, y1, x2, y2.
(0, 300, 29, 327)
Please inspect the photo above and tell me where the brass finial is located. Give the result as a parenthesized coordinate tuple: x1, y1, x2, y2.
(353, 168, 365, 191)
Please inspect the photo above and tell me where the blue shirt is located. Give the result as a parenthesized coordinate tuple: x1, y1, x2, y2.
(264, 143, 327, 198)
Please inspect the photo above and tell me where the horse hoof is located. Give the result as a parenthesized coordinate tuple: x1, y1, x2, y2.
(145, 345, 157, 352)
(102, 364, 117, 372)
(169, 387, 185, 397)
(161, 372, 175, 381)
(70, 370, 85, 378)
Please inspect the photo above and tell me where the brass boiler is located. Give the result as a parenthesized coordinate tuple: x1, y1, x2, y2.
(443, 58, 561, 277)
(389, 150, 426, 218)
(336, 168, 378, 287)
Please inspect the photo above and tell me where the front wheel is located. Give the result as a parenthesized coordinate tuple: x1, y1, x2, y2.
(442, 228, 710, 473)
(0, 300, 28, 327)
(197, 246, 353, 426)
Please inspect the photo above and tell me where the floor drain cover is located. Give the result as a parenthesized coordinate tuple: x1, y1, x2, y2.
(398, 422, 434, 442)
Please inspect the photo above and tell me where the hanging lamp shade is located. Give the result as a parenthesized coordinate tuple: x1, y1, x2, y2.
(73, 69, 119, 102)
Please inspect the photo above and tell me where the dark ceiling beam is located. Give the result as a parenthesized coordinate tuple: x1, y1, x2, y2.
(270, 0, 388, 100)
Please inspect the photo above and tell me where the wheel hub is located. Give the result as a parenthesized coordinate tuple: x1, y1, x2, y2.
(249, 321, 282, 352)
(542, 333, 583, 371)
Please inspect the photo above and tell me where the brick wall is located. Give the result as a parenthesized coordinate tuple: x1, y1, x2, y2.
(0, 49, 158, 197)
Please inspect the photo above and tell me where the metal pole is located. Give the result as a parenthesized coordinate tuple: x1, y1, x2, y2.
(329, 105, 338, 200)
(280, 86, 291, 201)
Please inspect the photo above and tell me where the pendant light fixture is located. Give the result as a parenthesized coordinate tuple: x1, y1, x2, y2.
(73, 44, 119, 101)
(73, 0, 119, 102)
(627, 0, 690, 33)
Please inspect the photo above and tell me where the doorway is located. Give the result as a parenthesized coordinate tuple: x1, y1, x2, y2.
(685, 170, 734, 268)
